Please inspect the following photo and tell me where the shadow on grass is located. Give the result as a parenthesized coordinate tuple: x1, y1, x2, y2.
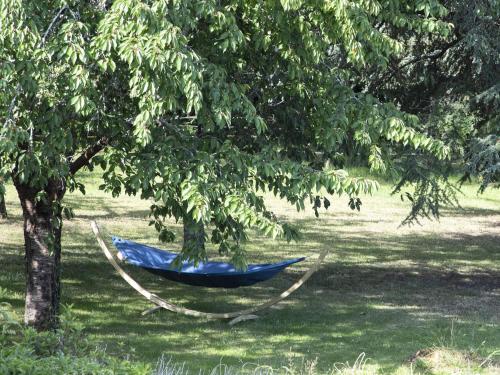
(1, 199, 498, 372)
(441, 205, 500, 218)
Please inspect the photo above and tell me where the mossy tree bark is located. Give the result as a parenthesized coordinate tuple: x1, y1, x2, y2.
(14, 179, 64, 330)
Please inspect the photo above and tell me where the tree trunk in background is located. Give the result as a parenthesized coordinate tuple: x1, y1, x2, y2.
(14, 179, 65, 331)
(0, 191, 7, 218)
(182, 215, 206, 253)
(52, 212, 62, 319)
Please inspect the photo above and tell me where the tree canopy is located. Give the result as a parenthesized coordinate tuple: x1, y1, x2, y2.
(1, 0, 454, 329)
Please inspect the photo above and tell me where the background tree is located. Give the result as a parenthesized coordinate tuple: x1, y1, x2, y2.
(0, 181, 7, 219)
(354, 0, 499, 210)
(1, 0, 450, 330)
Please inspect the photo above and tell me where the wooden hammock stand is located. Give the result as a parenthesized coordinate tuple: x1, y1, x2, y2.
(91, 220, 327, 325)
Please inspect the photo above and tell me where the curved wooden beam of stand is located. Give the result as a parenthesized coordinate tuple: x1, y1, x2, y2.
(91, 220, 327, 320)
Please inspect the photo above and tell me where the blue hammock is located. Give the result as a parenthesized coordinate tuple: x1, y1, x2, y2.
(112, 237, 305, 288)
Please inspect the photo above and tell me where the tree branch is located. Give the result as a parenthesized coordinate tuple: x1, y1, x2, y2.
(41, 5, 69, 45)
(370, 38, 461, 91)
(395, 38, 460, 71)
(69, 137, 109, 175)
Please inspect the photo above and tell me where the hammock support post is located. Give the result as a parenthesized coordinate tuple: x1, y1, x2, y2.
(91, 220, 327, 323)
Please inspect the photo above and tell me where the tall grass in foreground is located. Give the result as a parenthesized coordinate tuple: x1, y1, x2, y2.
(152, 347, 500, 375)
(153, 348, 500, 375)
(1, 301, 499, 374)
(152, 322, 500, 374)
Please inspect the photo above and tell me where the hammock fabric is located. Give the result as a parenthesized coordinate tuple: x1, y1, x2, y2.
(112, 237, 305, 288)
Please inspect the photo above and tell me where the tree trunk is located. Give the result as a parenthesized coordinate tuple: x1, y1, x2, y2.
(183, 216, 205, 253)
(15, 180, 64, 331)
(0, 190, 7, 218)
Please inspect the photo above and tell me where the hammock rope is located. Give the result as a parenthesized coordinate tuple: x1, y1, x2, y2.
(91, 220, 327, 321)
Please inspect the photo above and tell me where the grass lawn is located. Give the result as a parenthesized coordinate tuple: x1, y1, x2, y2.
(1, 170, 499, 373)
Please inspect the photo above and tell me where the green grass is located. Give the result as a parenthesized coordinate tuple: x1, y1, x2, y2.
(1, 170, 499, 374)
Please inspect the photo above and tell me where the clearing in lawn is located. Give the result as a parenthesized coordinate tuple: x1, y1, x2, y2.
(0, 170, 498, 373)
